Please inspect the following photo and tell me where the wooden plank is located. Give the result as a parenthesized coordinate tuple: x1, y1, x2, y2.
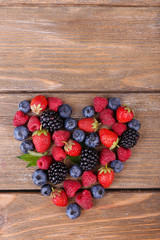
(0, 7, 159, 92)
(0, 191, 159, 239)
(0, 93, 160, 190)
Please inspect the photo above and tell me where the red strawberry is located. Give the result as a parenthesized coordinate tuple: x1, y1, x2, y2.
(112, 122, 127, 136)
(32, 129, 51, 153)
(78, 118, 100, 132)
(98, 165, 114, 188)
(99, 148, 116, 165)
(82, 171, 97, 187)
(93, 96, 108, 113)
(117, 147, 132, 162)
(27, 116, 41, 132)
(13, 111, 29, 126)
(52, 130, 70, 147)
(116, 106, 134, 123)
(30, 95, 48, 114)
(99, 109, 115, 126)
(37, 155, 53, 170)
(64, 139, 82, 157)
(52, 146, 66, 161)
(63, 180, 81, 198)
(48, 97, 63, 112)
(76, 190, 93, 210)
(99, 128, 119, 150)
(51, 189, 68, 207)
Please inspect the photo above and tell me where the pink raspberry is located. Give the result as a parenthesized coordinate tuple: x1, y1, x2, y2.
(117, 147, 132, 162)
(63, 180, 81, 198)
(100, 109, 115, 126)
(37, 156, 53, 170)
(76, 190, 93, 210)
(27, 116, 41, 132)
(93, 97, 108, 113)
(13, 111, 29, 126)
(112, 122, 127, 136)
(100, 148, 116, 165)
(52, 130, 70, 147)
(52, 146, 66, 161)
(82, 171, 97, 187)
(48, 97, 63, 112)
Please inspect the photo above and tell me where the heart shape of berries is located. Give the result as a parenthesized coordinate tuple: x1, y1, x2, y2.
(13, 96, 140, 219)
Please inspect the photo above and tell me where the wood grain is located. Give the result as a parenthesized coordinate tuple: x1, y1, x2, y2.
(0, 7, 159, 92)
(0, 191, 159, 240)
(0, 93, 160, 190)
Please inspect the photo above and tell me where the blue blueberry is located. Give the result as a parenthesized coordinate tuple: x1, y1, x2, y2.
(127, 119, 141, 131)
(83, 105, 95, 118)
(64, 118, 77, 131)
(69, 165, 82, 178)
(58, 104, 72, 118)
(108, 97, 121, 111)
(41, 184, 52, 196)
(85, 132, 100, 148)
(20, 140, 34, 153)
(32, 169, 48, 186)
(66, 203, 81, 219)
(110, 160, 123, 173)
(19, 100, 30, 113)
(14, 126, 29, 141)
(72, 129, 85, 143)
(91, 185, 105, 199)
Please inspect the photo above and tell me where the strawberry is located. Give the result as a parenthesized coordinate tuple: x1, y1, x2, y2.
(93, 96, 108, 113)
(82, 171, 97, 187)
(76, 190, 93, 209)
(32, 129, 51, 153)
(51, 189, 68, 207)
(64, 139, 82, 157)
(98, 165, 114, 188)
(99, 128, 119, 150)
(30, 95, 48, 114)
(78, 118, 100, 132)
(13, 111, 29, 126)
(116, 106, 134, 123)
(63, 180, 81, 198)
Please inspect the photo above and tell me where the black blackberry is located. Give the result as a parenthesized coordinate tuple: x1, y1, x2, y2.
(80, 148, 99, 171)
(120, 128, 139, 149)
(48, 161, 68, 185)
(40, 110, 63, 133)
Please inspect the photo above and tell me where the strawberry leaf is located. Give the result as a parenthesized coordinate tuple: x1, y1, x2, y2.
(67, 155, 81, 164)
(17, 153, 42, 168)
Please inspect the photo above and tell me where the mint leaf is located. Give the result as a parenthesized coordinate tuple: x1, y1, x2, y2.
(17, 154, 41, 168)
(67, 155, 81, 164)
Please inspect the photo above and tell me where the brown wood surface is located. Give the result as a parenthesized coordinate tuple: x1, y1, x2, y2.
(0, 7, 160, 92)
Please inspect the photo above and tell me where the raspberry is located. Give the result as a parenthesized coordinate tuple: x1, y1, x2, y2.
(93, 97, 108, 113)
(99, 109, 115, 126)
(76, 190, 93, 210)
(27, 116, 41, 132)
(63, 180, 81, 198)
(117, 147, 132, 162)
(52, 146, 66, 161)
(52, 130, 70, 147)
(112, 122, 127, 136)
(13, 111, 29, 127)
(48, 97, 63, 112)
(99, 148, 116, 165)
(37, 156, 53, 170)
(82, 171, 97, 187)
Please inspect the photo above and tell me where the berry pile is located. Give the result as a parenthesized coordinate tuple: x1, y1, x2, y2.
(13, 95, 140, 219)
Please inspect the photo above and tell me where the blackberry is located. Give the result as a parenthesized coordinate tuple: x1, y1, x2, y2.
(80, 148, 99, 171)
(120, 128, 139, 149)
(40, 110, 63, 133)
(48, 161, 68, 185)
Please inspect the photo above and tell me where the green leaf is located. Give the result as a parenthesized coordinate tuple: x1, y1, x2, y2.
(28, 151, 47, 157)
(67, 155, 81, 164)
(17, 153, 42, 168)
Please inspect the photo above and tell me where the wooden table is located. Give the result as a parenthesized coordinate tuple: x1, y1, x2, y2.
(0, 1, 160, 239)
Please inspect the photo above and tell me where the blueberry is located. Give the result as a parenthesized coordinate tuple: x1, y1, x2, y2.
(64, 118, 77, 131)
(58, 104, 72, 118)
(83, 105, 95, 118)
(20, 140, 34, 153)
(66, 203, 81, 219)
(110, 160, 123, 173)
(85, 132, 100, 148)
(108, 97, 121, 111)
(72, 129, 85, 143)
(69, 165, 82, 178)
(19, 100, 30, 113)
(41, 184, 52, 196)
(14, 126, 29, 141)
(127, 119, 141, 131)
(32, 169, 48, 186)
(91, 185, 105, 199)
